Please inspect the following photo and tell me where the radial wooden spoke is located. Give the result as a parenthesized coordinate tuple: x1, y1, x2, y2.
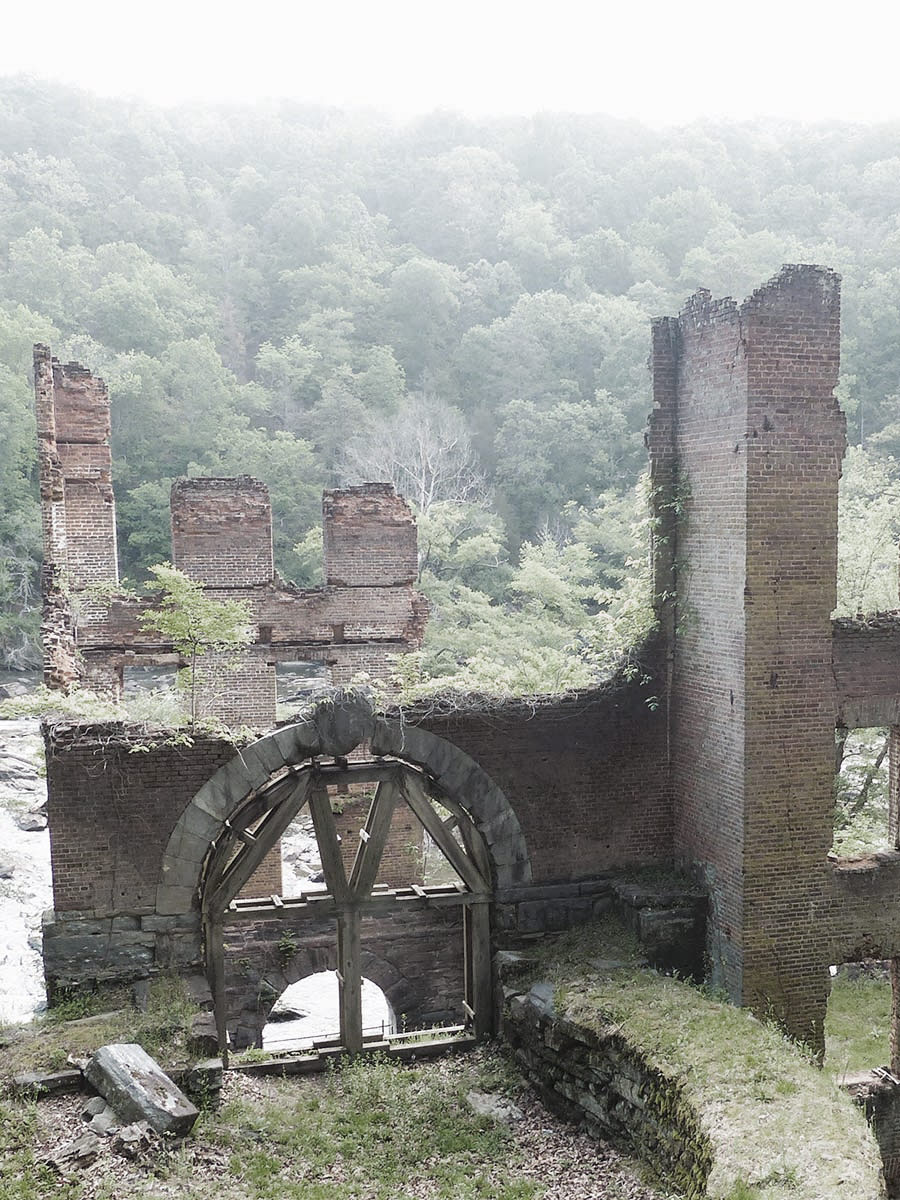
(206, 773, 311, 915)
(348, 777, 399, 899)
(308, 784, 349, 903)
(204, 771, 300, 898)
(400, 773, 488, 894)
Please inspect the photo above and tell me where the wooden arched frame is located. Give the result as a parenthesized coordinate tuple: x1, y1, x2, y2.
(200, 757, 493, 1060)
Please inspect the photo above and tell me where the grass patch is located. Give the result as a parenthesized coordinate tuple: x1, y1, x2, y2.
(0, 1048, 564, 1200)
(824, 969, 891, 1076)
(516, 920, 883, 1200)
(0, 975, 201, 1079)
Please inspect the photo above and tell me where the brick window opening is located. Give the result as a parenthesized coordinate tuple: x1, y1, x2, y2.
(833, 726, 891, 856)
(275, 661, 329, 719)
(261, 971, 395, 1053)
(122, 663, 178, 698)
(824, 960, 891, 1073)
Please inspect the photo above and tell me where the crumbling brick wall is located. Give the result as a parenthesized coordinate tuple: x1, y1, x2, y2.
(648, 265, 845, 1051)
(35, 349, 429, 727)
(413, 656, 670, 883)
(34, 345, 119, 690)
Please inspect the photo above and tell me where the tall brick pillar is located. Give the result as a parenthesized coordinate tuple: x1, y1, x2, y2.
(34, 345, 120, 690)
(650, 266, 845, 1053)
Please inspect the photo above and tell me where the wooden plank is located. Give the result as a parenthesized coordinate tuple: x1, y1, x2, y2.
(348, 779, 398, 899)
(308, 786, 349, 903)
(337, 909, 363, 1053)
(469, 901, 493, 1038)
(399, 775, 487, 894)
(206, 774, 311, 915)
(457, 813, 493, 889)
(204, 771, 306, 907)
(206, 917, 229, 1068)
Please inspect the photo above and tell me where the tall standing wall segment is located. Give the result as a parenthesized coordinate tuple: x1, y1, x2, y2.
(34, 345, 119, 691)
(649, 265, 845, 1051)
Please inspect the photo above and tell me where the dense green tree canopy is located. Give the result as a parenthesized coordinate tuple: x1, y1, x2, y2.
(3, 80, 900, 688)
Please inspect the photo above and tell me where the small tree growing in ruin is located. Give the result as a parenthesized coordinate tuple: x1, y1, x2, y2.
(140, 563, 252, 724)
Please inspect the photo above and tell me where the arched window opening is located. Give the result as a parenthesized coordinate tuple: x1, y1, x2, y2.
(262, 971, 395, 1053)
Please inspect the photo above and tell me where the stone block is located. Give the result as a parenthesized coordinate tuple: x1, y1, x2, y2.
(84, 1043, 198, 1137)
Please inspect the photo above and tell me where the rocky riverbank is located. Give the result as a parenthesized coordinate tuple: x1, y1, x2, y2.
(0, 714, 51, 1024)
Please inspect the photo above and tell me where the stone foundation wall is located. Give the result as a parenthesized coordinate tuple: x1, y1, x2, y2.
(501, 973, 713, 1194)
(223, 906, 465, 1048)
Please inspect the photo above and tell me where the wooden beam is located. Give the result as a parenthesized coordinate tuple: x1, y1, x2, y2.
(206, 774, 311, 915)
(399, 774, 488, 894)
(465, 901, 493, 1039)
(206, 917, 229, 1068)
(308, 785, 349, 903)
(348, 778, 398, 899)
(337, 908, 363, 1053)
(203, 771, 299, 901)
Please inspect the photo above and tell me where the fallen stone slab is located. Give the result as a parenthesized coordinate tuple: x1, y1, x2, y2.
(84, 1043, 199, 1137)
(11, 1068, 83, 1097)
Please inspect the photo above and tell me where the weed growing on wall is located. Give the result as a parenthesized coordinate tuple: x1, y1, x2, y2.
(140, 564, 252, 724)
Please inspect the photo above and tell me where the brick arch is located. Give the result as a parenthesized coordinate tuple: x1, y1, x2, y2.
(226, 929, 458, 1049)
(156, 692, 531, 922)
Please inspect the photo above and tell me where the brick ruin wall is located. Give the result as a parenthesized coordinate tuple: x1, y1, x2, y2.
(40, 674, 676, 1015)
(35, 352, 430, 899)
(649, 265, 848, 1052)
(34, 345, 119, 689)
(38, 269, 900, 1082)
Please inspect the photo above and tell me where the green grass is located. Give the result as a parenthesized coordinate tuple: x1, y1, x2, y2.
(824, 970, 891, 1076)
(0, 1048, 552, 1200)
(517, 920, 884, 1200)
(0, 975, 201, 1079)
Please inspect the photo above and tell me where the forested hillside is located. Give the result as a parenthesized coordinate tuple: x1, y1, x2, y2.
(3, 79, 900, 688)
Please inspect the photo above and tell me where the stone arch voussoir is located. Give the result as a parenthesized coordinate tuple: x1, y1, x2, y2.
(157, 692, 531, 921)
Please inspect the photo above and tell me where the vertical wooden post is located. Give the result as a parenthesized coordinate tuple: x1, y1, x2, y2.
(206, 916, 229, 1068)
(337, 907, 363, 1052)
(463, 900, 493, 1039)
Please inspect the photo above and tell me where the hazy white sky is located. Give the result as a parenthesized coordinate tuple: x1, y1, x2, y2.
(4, 0, 899, 125)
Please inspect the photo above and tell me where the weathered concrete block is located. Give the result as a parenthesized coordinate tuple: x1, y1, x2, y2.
(84, 1043, 198, 1136)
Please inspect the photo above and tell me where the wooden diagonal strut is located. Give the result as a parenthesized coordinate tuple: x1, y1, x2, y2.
(308, 784, 350, 903)
(399, 773, 489, 895)
(205, 773, 312, 916)
(348, 776, 399, 899)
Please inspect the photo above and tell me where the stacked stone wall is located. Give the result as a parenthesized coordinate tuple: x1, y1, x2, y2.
(224, 907, 464, 1048)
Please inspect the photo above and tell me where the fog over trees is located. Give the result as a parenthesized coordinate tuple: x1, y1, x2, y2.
(2, 80, 899, 689)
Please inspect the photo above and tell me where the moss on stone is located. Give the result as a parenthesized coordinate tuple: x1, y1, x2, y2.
(503, 920, 884, 1199)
